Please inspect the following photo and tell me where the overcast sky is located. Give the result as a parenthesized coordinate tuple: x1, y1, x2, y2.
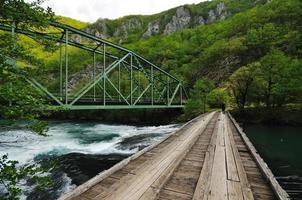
(32, 0, 204, 22)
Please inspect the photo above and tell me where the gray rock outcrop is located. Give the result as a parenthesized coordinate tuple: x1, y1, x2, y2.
(195, 16, 206, 25)
(207, 2, 229, 23)
(114, 18, 142, 38)
(143, 20, 161, 38)
(85, 18, 109, 39)
(164, 7, 191, 35)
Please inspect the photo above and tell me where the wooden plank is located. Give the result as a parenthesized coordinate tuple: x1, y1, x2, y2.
(192, 113, 219, 200)
(227, 180, 244, 200)
(224, 115, 240, 182)
(225, 114, 254, 200)
(227, 112, 290, 200)
(203, 113, 228, 200)
(207, 145, 227, 199)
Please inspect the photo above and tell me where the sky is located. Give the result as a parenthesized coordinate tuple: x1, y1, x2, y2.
(31, 0, 204, 22)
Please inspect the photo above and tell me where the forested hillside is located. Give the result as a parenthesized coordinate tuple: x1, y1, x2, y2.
(1, 0, 302, 121)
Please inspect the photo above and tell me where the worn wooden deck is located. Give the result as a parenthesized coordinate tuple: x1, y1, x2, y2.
(59, 112, 289, 200)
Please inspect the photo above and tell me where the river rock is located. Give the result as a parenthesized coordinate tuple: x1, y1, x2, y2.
(57, 153, 129, 185)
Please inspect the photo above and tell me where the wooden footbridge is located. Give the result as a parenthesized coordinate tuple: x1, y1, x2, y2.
(59, 112, 289, 200)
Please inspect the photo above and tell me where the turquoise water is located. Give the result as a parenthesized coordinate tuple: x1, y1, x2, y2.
(245, 125, 302, 199)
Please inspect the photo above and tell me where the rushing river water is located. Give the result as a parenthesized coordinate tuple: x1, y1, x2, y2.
(0, 121, 181, 199)
(245, 125, 302, 200)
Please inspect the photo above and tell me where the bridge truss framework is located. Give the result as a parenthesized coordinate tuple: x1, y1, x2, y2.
(0, 21, 188, 110)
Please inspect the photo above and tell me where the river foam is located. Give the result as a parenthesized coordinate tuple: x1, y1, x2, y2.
(0, 122, 180, 164)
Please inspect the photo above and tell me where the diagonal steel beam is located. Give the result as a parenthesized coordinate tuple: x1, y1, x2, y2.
(169, 84, 181, 106)
(134, 84, 151, 105)
(71, 60, 118, 100)
(70, 53, 131, 105)
(106, 78, 130, 105)
(25, 78, 64, 106)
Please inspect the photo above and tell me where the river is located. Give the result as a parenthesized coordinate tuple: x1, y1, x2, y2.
(0, 121, 181, 199)
(245, 125, 302, 200)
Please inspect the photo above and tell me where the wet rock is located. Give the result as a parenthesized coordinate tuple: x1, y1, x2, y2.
(57, 153, 129, 185)
(26, 153, 129, 200)
(164, 6, 191, 35)
(118, 133, 163, 150)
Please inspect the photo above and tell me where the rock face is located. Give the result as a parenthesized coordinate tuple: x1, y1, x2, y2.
(82, 2, 231, 41)
(195, 16, 206, 25)
(143, 20, 161, 38)
(207, 2, 229, 23)
(114, 18, 142, 39)
(67, 64, 103, 93)
(86, 18, 109, 39)
(164, 7, 192, 35)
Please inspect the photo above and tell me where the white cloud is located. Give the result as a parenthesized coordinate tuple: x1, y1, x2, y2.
(31, 0, 205, 22)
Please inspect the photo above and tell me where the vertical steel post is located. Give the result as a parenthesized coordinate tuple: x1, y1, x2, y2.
(65, 30, 68, 105)
(130, 54, 133, 105)
(180, 85, 183, 105)
(167, 76, 169, 105)
(151, 66, 154, 105)
(9, 22, 15, 107)
(103, 44, 106, 105)
(118, 62, 121, 102)
(93, 51, 96, 101)
(138, 70, 140, 95)
(59, 43, 63, 100)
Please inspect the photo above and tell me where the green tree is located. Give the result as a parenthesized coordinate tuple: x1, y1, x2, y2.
(185, 78, 214, 117)
(258, 50, 291, 108)
(228, 62, 259, 111)
(207, 87, 229, 108)
(0, 0, 54, 123)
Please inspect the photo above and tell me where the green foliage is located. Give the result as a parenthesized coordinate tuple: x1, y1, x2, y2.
(0, 0, 54, 30)
(227, 49, 302, 111)
(207, 88, 229, 108)
(0, 0, 53, 134)
(0, 62, 47, 120)
(0, 154, 54, 199)
(228, 62, 259, 111)
(184, 78, 214, 117)
(55, 16, 89, 29)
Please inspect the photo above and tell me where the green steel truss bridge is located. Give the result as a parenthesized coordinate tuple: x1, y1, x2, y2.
(0, 21, 187, 110)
